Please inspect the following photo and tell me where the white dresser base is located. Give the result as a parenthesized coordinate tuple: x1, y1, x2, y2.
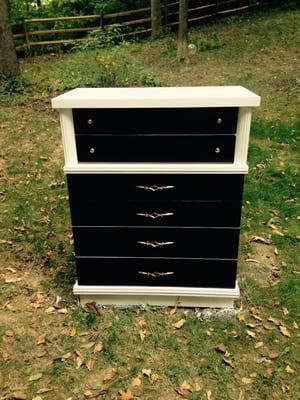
(73, 281, 240, 308)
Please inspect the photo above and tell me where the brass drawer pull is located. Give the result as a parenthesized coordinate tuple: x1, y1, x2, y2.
(138, 271, 175, 278)
(136, 185, 175, 192)
(136, 212, 174, 219)
(137, 241, 174, 248)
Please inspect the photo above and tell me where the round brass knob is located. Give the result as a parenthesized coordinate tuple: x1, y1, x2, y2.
(217, 118, 222, 124)
(90, 148, 95, 154)
(215, 147, 221, 154)
(87, 118, 93, 125)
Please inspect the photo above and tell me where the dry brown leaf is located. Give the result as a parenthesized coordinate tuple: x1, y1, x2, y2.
(268, 317, 281, 326)
(279, 326, 291, 337)
(255, 341, 263, 349)
(83, 301, 101, 315)
(241, 377, 253, 385)
(268, 351, 279, 359)
(139, 329, 147, 342)
(36, 388, 52, 394)
(80, 342, 95, 350)
(28, 373, 43, 382)
(142, 368, 151, 377)
(119, 389, 133, 400)
(11, 392, 26, 400)
(237, 313, 245, 322)
(223, 357, 234, 368)
(5, 330, 14, 337)
(246, 330, 256, 338)
(86, 359, 94, 371)
(285, 365, 295, 374)
(207, 390, 212, 400)
(57, 308, 68, 314)
(76, 356, 84, 369)
(293, 321, 298, 329)
(69, 327, 77, 337)
(214, 343, 227, 354)
(37, 351, 47, 358)
(61, 352, 72, 361)
(172, 318, 186, 329)
(246, 258, 260, 263)
(170, 307, 177, 315)
(131, 376, 142, 387)
(175, 387, 190, 398)
(103, 367, 116, 382)
(180, 380, 192, 391)
(138, 318, 146, 328)
(94, 342, 103, 353)
(32, 397, 43, 400)
(36, 334, 46, 345)
(251, 236, 271, 244)
(84, 389, 108, 399)
(45, 306, 55, 314)
(281, 385, 290, 393)
(274, 247, 279, 255)
(150, 372, 159, 382)
(264, 368, 274, 378)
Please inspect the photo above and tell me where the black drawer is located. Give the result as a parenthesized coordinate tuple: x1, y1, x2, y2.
(70, 199, 242, 227)
(73, 108, 238, 135)
(67, 174, 244, 202)
(75, 257, 237, 288)
(72, 227, 240, 259)
(75, 134, 235, 163)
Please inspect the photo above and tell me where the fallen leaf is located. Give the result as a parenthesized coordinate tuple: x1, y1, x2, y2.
(279, 326, 291, 337)
(83, 301, 101, 315)
(28, 373, 43, 382)
(142, 368, 151, 377)
(36, 351, 47, 358)
(175, 387, 190, 397)
(45, 306, 55, 314)
(57, 308, 68, 314)
(214, 343, 227, 354)
(170, 307, 177, 315)
(285, 365, 295, 374)
(76, 356, 84, 369)
(5, 277, 22, 283)
(293, 321, 298, 329)
(246, 330, 256, 338)
(274, 247, 279, 255)
(32, 397, 43, 400)
(94, 342, 103, 353)
(255, 341, 263, 349)
(207, 390, 212, 400)
(84, 389, 107, 399)
(36, 334, 46, 345)
(86, 359, 94, 371)
(246, 258, 260, 263)
(237, 313, 245, 322)
(11, 392, 26, 400)
(138, 318, 146, 328)
(241, 377, 253, 385)
(268, 317, 281, 326)
(281, 385, 290, 393)
(36, 388, 52, 394)
(103, 367, 116, 382)
(119, 389, 133, 400)
(264, 368, 273, 378)
(80, 342, 95, 350)
(268, 351, 279, 359)
(61, 352, 72, 361)
(150, 372, 159, 382)
(139, 329, 147, 342)
(180, 380, 192, 391)
(249, 372, 257, 378)
(251, 236, 271, 244)
(5, 330, 14, 337)
(172, 318, 186, 329)
(223, 357, 234, 368)
(131, 376, 142, 387)
(69, 327, 77, 337)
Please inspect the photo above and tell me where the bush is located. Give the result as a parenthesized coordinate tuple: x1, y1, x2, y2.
(72, 25, 123, 51)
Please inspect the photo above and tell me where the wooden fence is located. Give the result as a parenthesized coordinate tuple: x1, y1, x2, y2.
(12, 0, 267, 52)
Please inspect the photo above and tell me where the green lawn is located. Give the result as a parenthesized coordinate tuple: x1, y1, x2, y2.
(0, 7, 299, 400)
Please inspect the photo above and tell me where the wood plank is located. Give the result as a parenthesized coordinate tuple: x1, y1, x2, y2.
(29, 27, 95, 36)
(28, 38, 86, 46)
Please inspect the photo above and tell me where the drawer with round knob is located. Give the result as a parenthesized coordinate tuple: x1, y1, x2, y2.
(75, 257, 237, 288)
(72, 227, 240, 259)
(72, 107, 238, 135)
(75, 134, 236, 162)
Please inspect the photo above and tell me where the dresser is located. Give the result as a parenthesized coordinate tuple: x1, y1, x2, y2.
(51, 87, 260, 307)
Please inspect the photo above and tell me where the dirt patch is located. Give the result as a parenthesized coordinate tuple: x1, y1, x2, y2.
(242, 242, 281, 287)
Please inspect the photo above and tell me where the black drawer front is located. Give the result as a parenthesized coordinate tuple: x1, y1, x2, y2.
(75, 134, 235, 163)
(67, 174, 244, 202)
(73, 227, 240, 259)
(76, 257, 237, 288)
(70, 200, 242, 227)
(73, 108, 238, 135)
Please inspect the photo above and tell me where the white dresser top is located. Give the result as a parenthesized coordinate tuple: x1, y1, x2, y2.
(52, 86, 261, 109)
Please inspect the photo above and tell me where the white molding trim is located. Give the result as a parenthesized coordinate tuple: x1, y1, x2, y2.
(73, 281, 240, 308)
(59, 109, 77, 165)
(234, 107, 252, 165)
(64, 163, 248, 174)
(52, 87, 261, 109)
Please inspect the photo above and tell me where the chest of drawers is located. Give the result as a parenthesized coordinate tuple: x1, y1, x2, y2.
(52, 86, 260, 308)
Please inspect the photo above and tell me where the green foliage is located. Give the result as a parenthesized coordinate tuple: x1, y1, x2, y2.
(0, 73, 25, 95)
(72, 25, 123, 51)
(193, 33, 225, 51)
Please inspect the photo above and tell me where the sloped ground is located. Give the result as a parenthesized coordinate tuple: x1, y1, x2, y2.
(0, 8, 299, 400)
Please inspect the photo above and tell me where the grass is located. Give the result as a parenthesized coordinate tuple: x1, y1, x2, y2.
(0, 6, 300, 400)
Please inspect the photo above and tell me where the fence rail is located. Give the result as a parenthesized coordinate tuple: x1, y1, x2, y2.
(12, 0, 268, 52)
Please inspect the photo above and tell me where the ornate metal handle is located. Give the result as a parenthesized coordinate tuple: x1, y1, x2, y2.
(138, 271, 175, 278)
(136, 212, 174, 219)
(137, 241, 174, 248)
(136, 185, 175, 192)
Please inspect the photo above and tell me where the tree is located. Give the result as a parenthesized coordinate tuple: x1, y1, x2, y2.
(0, 0, 19, 76)
(177, 0, 188, 61)
(151, 0, 161, 38)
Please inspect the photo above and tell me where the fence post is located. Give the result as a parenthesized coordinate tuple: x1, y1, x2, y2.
(23, 19, 30, 51)
(215, 0, 219, 22)
(100, 11, 105, 29)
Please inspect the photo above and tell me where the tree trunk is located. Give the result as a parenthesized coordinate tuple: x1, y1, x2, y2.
(0, 0, 20, 76)
(151, 0, 161, 38)
(36, 0, 42, 7)
(177, 0, 188, 61)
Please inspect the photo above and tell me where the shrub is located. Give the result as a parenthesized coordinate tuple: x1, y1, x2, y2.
(72, 25, 123, 51)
